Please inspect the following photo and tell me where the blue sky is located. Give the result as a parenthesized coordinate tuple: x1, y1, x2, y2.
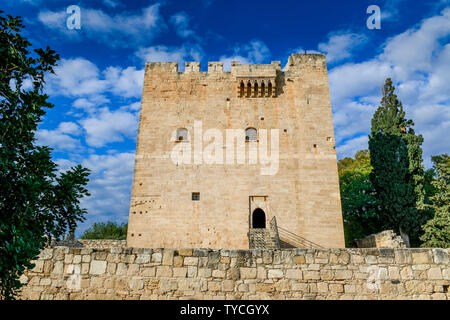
(3, 0, 450, 235)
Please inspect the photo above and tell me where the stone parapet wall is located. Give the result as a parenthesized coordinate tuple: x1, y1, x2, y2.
(49, 239, 127, 248)
(19, 248, 449, 300)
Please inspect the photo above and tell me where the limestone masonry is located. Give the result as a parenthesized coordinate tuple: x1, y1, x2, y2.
(19, 245, 449, 300)
(127, 53, 345, 249)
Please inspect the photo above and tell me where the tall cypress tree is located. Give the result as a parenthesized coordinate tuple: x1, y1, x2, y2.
(368, 78, 426, 247)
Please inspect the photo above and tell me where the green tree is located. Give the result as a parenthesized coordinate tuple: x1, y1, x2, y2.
(0, 12, 90, 299)
(368, 78, 427, 247)
(420, 154, 450, 248)
(80, 222, 128, 240)
(338, 150, 382, 246)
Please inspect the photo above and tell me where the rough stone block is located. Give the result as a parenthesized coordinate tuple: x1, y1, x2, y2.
(184, 257, 199, 266)
(303, 271, 320, 280)
(52, 261, 63, 275)
(286, 269, 302, 280)
(187, 266, 198, 278)
(433, 249, 449, 264)
(162, 250, 174, 266)
(268, 269, 284, 279)
(198, 268, 212, 278)
(334, 270, 352, 280)
(154, 266, 171, 277)
(152, 253, 162, 263)
(89, 260, 107, 275)
(427, 267, 442, 280)
(173, 256, 183, 267)
(412, 251, 430, 264)
(212, 270, 226, 278)
(240, 268, 257, 279)
(136, 254, 151, 264)
(222, 280, 235, 292)
(128, 277, 144, 290)
(172, 267, 187, 278)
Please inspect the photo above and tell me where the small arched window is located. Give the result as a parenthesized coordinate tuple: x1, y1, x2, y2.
(254, 82, 258, 97)
(240, 81, 245, 97)
(247, 81, 252, 97)
(260, 82, 265, 97)
(267, 81, 273, 96)
(245, 128, 257, 141)
(176, 128, 188, 141)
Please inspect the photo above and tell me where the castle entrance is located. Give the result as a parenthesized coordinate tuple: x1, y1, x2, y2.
(252, 208, 266, 228)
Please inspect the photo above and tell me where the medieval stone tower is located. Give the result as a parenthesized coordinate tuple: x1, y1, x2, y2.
(127, 53, 345, 249)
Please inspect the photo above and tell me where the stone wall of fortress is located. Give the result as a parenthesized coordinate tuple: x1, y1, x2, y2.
(18, 246, 449, 300)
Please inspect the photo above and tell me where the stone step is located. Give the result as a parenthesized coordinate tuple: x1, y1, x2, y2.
(248, 229, 280, 249)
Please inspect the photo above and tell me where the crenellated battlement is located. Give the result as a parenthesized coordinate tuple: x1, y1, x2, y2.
(144, 53, 327, 76)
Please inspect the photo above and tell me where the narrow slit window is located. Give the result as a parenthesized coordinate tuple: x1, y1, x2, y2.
(192, 192, 200, 201)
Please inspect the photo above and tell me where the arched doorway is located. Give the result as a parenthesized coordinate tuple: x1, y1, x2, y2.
(252, 208, 266, 228)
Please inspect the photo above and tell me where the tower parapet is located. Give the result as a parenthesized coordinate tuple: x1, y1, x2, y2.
(208, 62, 223, 73)
(283, 53, 327, 73)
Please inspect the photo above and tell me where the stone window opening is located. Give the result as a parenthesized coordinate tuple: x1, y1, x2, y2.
(247, 81, 252, 98)
(176, 128, 188, 142)
(254, 82, 258, 97)
(261, 82, 265, 97)
(240, 81, 245, 97)
(192, 192, 200, 201)
(245, 127, 257, 142)
(267, 81, 273, 96)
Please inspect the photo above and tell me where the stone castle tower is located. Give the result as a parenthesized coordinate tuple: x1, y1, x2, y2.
(127, 53, 345, 249)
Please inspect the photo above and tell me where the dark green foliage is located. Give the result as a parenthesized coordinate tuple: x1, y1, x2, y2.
(420, 154, 450, 248)
(0, 12, 90, 299)
(368, 78, 427, 246)
(80, 222, 128, 240)
(338, 150, 382, 247)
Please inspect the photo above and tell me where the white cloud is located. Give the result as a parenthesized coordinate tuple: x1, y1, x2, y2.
(48, 58, 144, 99)
(38, 4, 166, 47)
(136, 44, 204, 70)
(55, 158, 78, 172)
(170, 12, 195, 39)
(79, 107, 139, 147)
(329, 8, 450, 166)
(220, 40, 271, 71)
(76, 152, 135, 234)
(336, 136, 369, 159)
(102, 0, 121, 8)
(104, 66, 145, 98)
(36, 122, 82, 151)
(318, 32, 367, 63)
(47, 58, 108, 97)
(72, 95, 110, 112)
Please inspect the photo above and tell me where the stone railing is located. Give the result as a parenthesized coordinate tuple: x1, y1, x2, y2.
(18, 247, 449, 300)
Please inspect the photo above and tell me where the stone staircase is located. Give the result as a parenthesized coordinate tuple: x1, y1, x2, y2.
(248, 228, 280, 249)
